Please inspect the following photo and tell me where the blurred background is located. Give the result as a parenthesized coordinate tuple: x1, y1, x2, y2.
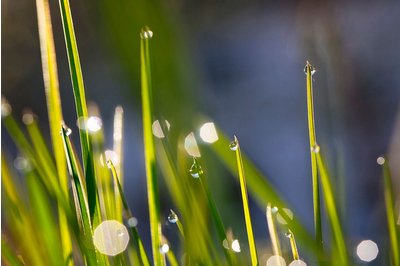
(2, 0, 400, 265)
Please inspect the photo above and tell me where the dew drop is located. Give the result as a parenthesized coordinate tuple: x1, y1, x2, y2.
(285, 232, 292, 238)
(189, 158, 203, 178)
(22, 112, 35, 125)
(376, 156, 385, 165)
(304, 61, 316, 76)
(159, 243, 169, 254)
(229, 136, 239, 151)
(101, 150, 120, 168)
(231, 239, 241, 253)
(311, 144, 320, 153)
(127, 217, 138, 227)
(168, 210, 178, 223)
(93, 220, 130, 256)
(1, 98, 12, 118)
(65, 128, 72, 136)
(271, 206, 279, 214)
(140, 27, 153, 39)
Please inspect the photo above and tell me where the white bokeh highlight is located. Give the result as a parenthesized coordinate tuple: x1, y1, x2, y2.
(93, 220, 130, 256)
(184, 132, 201, 157)
(199, 122, 219, 143)
(267, 255, 286, 266)
(356, 240, 379, 262)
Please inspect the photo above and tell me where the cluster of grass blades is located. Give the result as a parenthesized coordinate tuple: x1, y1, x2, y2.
(2, 0, 399, 265)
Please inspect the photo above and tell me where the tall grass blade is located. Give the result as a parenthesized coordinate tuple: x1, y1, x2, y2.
(266, 204, 282, 257)
(379, 156, 400, 266)
(286, 230, 299, 261)
(316, 152, 348, 265)
(58, 0, 98, 224)
(113, 106, 124, 222)
(305, 61, 323, 247)
(232, 135, 259, 266)
(140, 26, 163, 266)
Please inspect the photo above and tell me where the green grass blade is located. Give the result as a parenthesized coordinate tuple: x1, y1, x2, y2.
(113, 106, 124, 222)
(140, 26, 163, 266)
(305, 61, 323, 247)
(2, 238, 24, 266)
(232, 136, 259, 266)
(286, 230, 299, 261)
(315, 152, 348, 265)
(379, 156, 400, 266)
(108, 160, 151, 266)
(58, 0, 98, 224)
(266, 204, 282, 257)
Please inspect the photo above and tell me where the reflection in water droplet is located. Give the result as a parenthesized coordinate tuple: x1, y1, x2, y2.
(304, 61, 316, 76)
(159, 243, 169, 254)
(1, 98, 12, 117)
(93, 220, 130, 256)
(377, 156, 385, 165)
(356, 240, 379, 262)
(267, 255, 286, 266)
(184, 132, 201, 157)
(276, 208, 294, 224)
(231, 239, 241, 253)
(189, 158, 203, 178)
(168, 210, 178, 223)
(199, 122, 219, 143)
(289, 260, 307, 266)
(13, 157, 32, 173)
(311, 144, 320, 153)
(76, 116, 102, 133)
(140, 27, 153, 39)
(100, 150, 120, 168)
(229, 136, 238, 151)
(127, 217, 138, 227)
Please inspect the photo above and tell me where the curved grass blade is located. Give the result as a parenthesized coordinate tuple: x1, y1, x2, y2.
(108, 160, 151, 266)
(140, 26, 163, 266)
(58, 0, 98, 224)
(232, 136, 258, 266)
(286, 230, 299, 261)
(305, 61, 323, 248)
(315, 152, 348, 265)
(379, 156, 399, 266)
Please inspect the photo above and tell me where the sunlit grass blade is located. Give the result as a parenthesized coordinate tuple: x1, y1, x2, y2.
(140, 26, 163, 265)
(209, 127, 320, 255)
(2, 238, 24, 266)
(305, 61, 323, 248)
(108, 160, 151, 266)
(315, 152, 348, 265)
(286, 229, 299, 261)
(58, 0, 98, 224)
(266, 204, 282, 257)
(165, 246, 179, 266)
(113, 106, 124, 221)
(231, 136, 258, 266)
(378, 156, 399, 266)
(35, 0, 72, 261)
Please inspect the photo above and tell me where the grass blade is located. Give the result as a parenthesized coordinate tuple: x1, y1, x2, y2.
(140, 26, 163, 266)
(305, 61, 323, 247)
(266, 204, 282, 257)
(286, 230, 299, 261)
(231, 136, 259, 266)
(58, 0, 98, 224)
(316, 152, 348, 265)
(113, 106, 124, 222)
(2, 238, 24, 266)
(379, 156, 399, 266)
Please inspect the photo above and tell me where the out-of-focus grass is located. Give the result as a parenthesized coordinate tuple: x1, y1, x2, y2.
(2, 0, 398, 265)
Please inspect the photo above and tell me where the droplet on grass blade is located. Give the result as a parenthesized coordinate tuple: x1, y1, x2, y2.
(189, 158, 203, 178)
(100, 150, 120, 168)
(310, 144, 320, 153)
(303, 61, 316, 76)
(140, 27, 153, 39)
(231, 239, 241, 253)
(356, 240, 379, 262)
(289, 260, 307, 266)
(229, 136, 239, 151)
(76, 116, 102, 133)
(168, 210, 178, 223)
(22, 111, 35, 125)
(376, 156, 385, 165)
(267, 255, 286, 266)
(127, 217, 138, 228)
(184, 132, 201, 157)
(199, 122, 219, 143)
(93, 220, 130, 256)
(271, 206, 279, 214)
(159, 243, 169, 254)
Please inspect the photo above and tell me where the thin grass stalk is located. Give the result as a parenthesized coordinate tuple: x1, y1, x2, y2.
(232, 136, 259, 266)
(58, 0, 99, 224)
(287, 230, 299, 261)
(315, 152, 348, 265)
(379, 156, 400, 266)
(140, 26, 163, 266)
(305, 61, 323, 248)
(166, 248, 179, 266)
(113, 106, 124, 221)
(266, 204, 282, 257)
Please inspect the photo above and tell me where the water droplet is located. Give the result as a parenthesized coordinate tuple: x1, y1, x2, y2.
(229, 136, 239, 151)
(271, 206, 279, 214)
(377, 156, 385, 165)
(184, 132, 201, 157)
(199, 122, 219, 143)
(13, 157, 32, 173)
(356, 240, 379, 262)
(93, 220, 130, 256)
(76, 116, 102, 133)
(304, 61, 316, 76)
(65, 128, 72, 136)
(22, 112, 35, 125)
(222, 239, 229, 249)
(289, 260, 307, 266)
(140, 27, 153, 39)
(311, 144, 320, 153)
(168, 210, 178, 223)
(127, 217, 138, 227)
(267, 255, 286, 266)
(159, 243, 169, 254)
(231, 239, 241, 253)
(152, 120, 165, 138)
(101, 150, 120, 168)
(1, 98, 12, 117)
(285, 232, 292, 238)
(189, 158, 203, 178)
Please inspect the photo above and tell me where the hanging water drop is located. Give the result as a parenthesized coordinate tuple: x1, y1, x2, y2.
(140, 27, 153, 39)
(229, 136, 239, 151)
(189, 158, 203, 178)
(271, 206, 279, 214)
(376, 156, 385, 165)
(304, 61, 316, 76)
(159, 243, 169, 254)
(311, 144, 320, 153)
(285, 232, 292, 238)
(168, 210, 178, 224)
(65, 128, 72, 136)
